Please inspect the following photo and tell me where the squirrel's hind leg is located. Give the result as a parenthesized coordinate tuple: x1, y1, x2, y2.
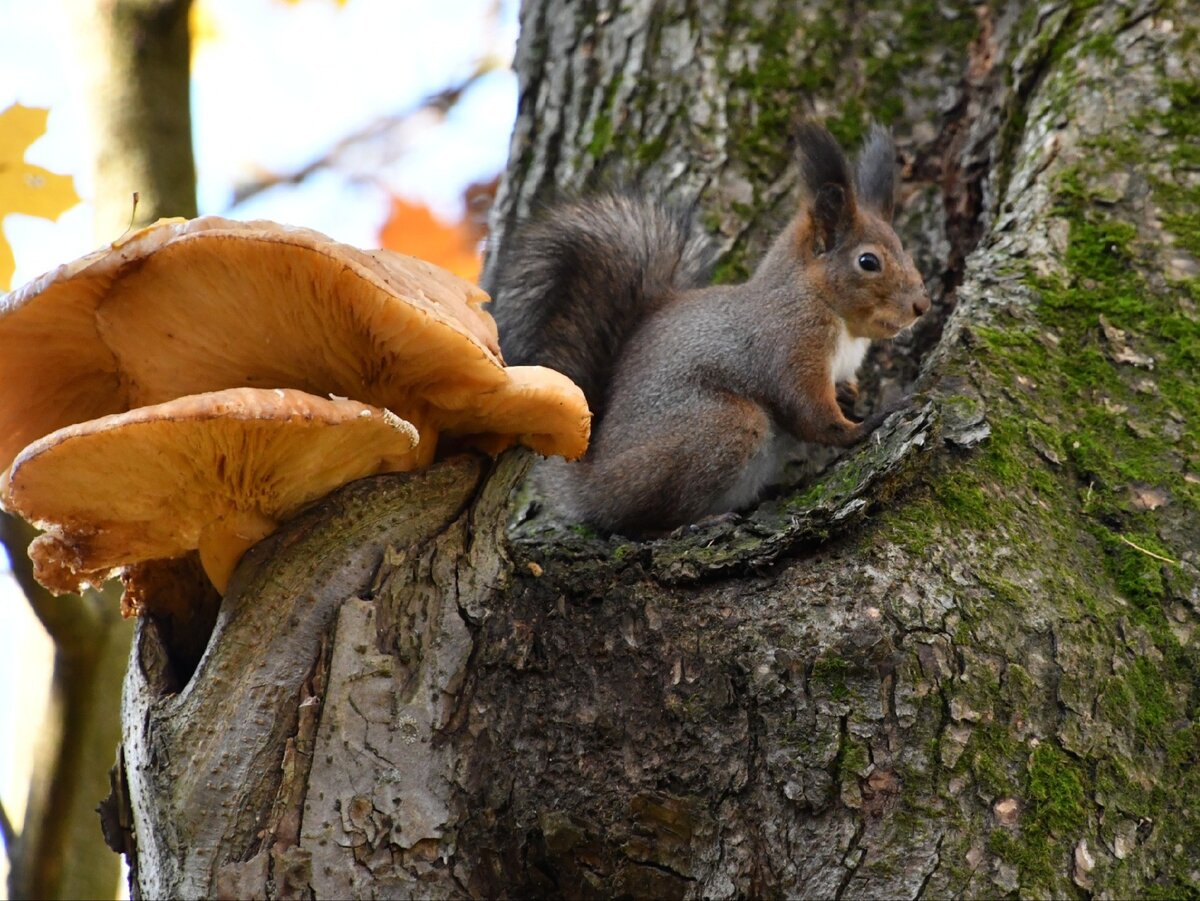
(567, 394, 776, 534)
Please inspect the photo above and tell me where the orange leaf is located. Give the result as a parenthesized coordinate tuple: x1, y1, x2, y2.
(378, 197, 481, 283)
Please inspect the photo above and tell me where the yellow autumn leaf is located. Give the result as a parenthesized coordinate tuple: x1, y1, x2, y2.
(190, 1, 221, 49)
(0, 104, 80, 289)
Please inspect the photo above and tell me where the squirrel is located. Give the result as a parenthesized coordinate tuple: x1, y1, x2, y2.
(489, 122, 930, 534)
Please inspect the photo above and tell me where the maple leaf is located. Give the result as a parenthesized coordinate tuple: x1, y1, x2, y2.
(379, 197, 483, 283)
(0, 104, 81, 289)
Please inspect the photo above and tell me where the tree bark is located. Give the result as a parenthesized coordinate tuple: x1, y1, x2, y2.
(116, 0, 1200, 898)
(70, 0, 198, 235)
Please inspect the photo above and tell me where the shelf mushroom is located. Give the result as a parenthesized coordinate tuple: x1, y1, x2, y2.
(0, 216, 590, 475)
(0, 388, 422, 594)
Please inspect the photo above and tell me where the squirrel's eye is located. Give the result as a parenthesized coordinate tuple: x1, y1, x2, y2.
(857, 252, 882, 273)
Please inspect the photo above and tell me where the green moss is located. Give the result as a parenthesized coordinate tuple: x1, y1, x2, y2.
(1003, 663, 1038, 716)
(873, 12, 1199, 896)
(585, 76, 623, 160)
(841, 737, 870, 777)
(954, 720, 1025, 802)
(973, 149, 1200, 625)
(1166, 722, 1200, 770)
(611, 542, 634, 562)
(953, 52, 1200, 882)
(931, 478, 990, 525)
(981, 743, 1089, 889)
(721, 0, 978, 179)
(1079, 30, 1117, 59)
(1126, 658, 1173, 744)
(1027, 744, 1087, 836)
(1156, 79, 1200, 168)
(970, 741, 1018, 800)
(634, 134, 669, 166)
(1098, 530, 1169, 619)
(724, 2, 813, 180)
(709, 252, 752, 286)
(812, 655, 851, 701)
(587, 113, 613, 160)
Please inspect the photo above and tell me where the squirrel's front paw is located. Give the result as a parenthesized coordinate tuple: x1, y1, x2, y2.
(835, 381, 860, 419)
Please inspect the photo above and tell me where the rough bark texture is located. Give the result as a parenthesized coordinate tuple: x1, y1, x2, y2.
(118, 0, 1199, 898)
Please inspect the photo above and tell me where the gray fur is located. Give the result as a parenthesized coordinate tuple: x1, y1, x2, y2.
(490, 194, 713, 421)
(490, 123, 927, 534)
(794, 122, 852, 200)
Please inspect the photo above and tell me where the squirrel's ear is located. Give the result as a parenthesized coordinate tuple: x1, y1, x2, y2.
(856, 124, 896, 220)
(810, 183, 853, 255)
(793, 122, 855, 253)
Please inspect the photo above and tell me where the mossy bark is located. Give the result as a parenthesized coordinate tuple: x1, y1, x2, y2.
(117, 0, 1199, 898)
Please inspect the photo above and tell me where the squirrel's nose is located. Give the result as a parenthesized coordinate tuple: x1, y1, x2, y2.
(913, 292, 930, 318)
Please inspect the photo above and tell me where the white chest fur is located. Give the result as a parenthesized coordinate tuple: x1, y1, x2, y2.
(829, 322, 870, 385)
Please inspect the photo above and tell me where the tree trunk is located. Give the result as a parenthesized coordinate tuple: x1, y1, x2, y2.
(115, 0, 1200, 898)
(70, 0, 198, 235)
(2, 514, 128, 901)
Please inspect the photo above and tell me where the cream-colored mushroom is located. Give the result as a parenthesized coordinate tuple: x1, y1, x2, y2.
(0, 388, 420, 594)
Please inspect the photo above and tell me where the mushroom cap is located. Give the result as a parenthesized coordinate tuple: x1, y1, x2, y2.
(444, 364, 591, 459)
(0, 216, 590, 472)
(0, 224, 157, 475)
(0, 387, 420, 594)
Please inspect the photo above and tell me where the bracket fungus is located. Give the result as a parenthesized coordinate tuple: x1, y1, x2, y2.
(0, 215, 590, 474)
(0, 388, 420, 594)
(0, 216, 593, 600)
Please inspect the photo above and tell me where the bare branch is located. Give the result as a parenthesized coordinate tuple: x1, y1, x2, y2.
(229, 54, 506, 209)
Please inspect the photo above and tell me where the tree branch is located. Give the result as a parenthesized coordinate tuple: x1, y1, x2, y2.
(229, 55, 506, 209)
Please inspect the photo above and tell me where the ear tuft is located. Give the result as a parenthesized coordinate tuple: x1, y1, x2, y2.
(811, 184, 848, 254)
(793, 122, 855, 253)
(794, 122, 852, 201)
(856, 124, 896, 220)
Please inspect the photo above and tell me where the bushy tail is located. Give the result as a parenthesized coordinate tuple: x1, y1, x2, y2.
(488, 194, 712, 423)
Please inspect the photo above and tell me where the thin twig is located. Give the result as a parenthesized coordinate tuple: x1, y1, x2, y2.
(229, 54, 505, 208)
(1118, 534, 1177, 566)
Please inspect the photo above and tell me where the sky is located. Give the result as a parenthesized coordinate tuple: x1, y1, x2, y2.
(0, 0, 519, 892)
